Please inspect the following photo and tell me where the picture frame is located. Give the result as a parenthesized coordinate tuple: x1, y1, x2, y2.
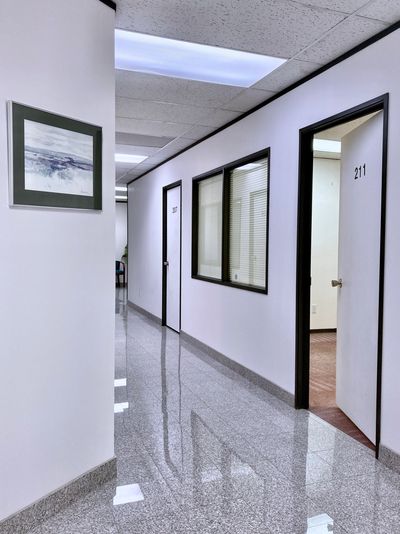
(8, 101, 102, 210)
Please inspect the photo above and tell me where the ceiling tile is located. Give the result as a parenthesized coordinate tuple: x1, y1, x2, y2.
(114, 0, 396, 184)
(359, 0, 400, 23)
(116, 116, 192, 137)
(116, 96, 211, 124)
(196, 108, 242, 127)
(115, 0, 346, 58)
(128, 163, 157, 173)
(252, 59, 322, 92)
(116, 70, 242, 108)
(181, 125, 218, 140)
(116, 172, 141, 185)
(160, 137, 197, 152)
(222, 88, 276, 113)
(292, 0, 370, 14)
(116, 161, 138, 171)
(115, 131, 174, 147)
(115, 143, 160, 156)
(116, 168, 132, 181)
(296, 15, 388, 63)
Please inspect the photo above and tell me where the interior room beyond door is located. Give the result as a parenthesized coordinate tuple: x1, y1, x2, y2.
(299, 99, 388, 454)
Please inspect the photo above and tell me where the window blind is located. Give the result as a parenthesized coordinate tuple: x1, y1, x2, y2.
(229, 158, 268, 289)
(198, 173, 223, 279)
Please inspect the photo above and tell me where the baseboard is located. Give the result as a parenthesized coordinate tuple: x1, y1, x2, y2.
(127, 300, 162, 325)
(0, 457, 116, 534)
(180, 331, 294, 407)
(310, 328, 337, 333)
(379, 445, 400, 474)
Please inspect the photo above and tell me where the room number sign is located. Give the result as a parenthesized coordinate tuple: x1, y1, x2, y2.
(354, 163, 366, 180)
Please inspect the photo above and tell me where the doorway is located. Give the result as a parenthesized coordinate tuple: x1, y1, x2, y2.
(162, 181, 182, 333)
(295, 95, 389, 456)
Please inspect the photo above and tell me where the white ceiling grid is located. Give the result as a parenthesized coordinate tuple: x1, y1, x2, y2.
(114, 0, 400, 183)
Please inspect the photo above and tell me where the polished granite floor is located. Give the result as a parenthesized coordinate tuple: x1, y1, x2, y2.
(31, 289, 400, 533)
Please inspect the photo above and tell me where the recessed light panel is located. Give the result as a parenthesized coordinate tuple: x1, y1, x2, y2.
(115, 30, 286, 87)
(116, 153, 148, 164)
(313, 139, 341, 153)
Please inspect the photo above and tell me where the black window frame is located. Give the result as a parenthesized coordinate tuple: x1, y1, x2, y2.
(192, 147, 270, 295)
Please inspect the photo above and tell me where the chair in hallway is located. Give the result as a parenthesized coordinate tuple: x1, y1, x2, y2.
(115, 261, 126, 287)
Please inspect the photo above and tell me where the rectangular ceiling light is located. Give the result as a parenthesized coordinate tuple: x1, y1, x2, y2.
(115, 186, 127, 192)
(115, 195, 128, 201)
(313, 139, 341, 153)
(115, 29, 286, 87)
(116, 153, 148, 164)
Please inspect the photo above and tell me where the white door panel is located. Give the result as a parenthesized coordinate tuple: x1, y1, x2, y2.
(336, 112, 383, 444)
(166, 186, 181, 332)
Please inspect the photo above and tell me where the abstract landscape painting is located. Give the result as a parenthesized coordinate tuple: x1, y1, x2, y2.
(24, 120, 94, 196)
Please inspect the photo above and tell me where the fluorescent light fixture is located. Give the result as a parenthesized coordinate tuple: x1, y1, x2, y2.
(115, 153, 148, 164)
(114, 378, 127, 387)
(115, 29, 286, 87)
(313, 139, 341, 153)
(115, 186, 127, 192)
(113, 484, 144, 506)
(115, 195, 128, 201)
(114, 402, 129, 413)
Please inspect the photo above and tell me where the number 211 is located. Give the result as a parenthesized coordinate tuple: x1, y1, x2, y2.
(354, 164, 366, 180)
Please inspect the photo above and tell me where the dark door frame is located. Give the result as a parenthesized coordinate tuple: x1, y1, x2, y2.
(162, 180, 182, 332)
(295, 94, 389, 457)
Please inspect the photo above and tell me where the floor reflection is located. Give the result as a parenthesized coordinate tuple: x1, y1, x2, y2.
(35, 288, 400, 533)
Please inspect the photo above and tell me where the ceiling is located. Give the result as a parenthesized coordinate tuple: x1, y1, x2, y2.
(114, 0, 400, 184)
(314, 110, 379, 158)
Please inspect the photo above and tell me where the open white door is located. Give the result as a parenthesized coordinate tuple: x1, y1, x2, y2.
(336, 112, 383, 444)
(166, 185, 181, 332)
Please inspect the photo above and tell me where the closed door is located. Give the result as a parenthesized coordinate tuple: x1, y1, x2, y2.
(336, 112, 383, 444)
(165, 185, 181, 332)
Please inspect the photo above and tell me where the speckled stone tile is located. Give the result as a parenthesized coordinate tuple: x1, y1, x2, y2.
(337, 506, 400, 534)
(305, 477, 387, 521)
(113, 511, 198, 534)
(353, 464, 400, 509)
(116, 449, 164, 485)
(316, 445, 378, 477)
(9, 289, 400, 533)
(112, 479, 180, 521)
(264, 451, 337, 486)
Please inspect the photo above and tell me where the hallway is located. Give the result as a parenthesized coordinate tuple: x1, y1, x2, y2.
(31, 290, 400, 533)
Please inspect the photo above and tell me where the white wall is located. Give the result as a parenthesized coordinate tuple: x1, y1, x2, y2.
(310, 158, 340, 330)
(0, 0, 115, 521)
(115, 202, 128, 260)
(129, 28, 400, 456)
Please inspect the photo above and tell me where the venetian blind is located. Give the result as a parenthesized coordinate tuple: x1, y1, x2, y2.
(198, 173, 223, 279)
(229, 158, 269, 289)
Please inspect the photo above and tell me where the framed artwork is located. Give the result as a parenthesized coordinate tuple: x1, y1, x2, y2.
(8, 102, 102, 210)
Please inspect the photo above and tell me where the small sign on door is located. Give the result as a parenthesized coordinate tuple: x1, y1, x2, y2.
(172, 206, 178, 213)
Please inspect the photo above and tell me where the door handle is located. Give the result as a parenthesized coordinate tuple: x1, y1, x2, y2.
(164, 261, 169, 267)
(331, 278, 342, 288)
